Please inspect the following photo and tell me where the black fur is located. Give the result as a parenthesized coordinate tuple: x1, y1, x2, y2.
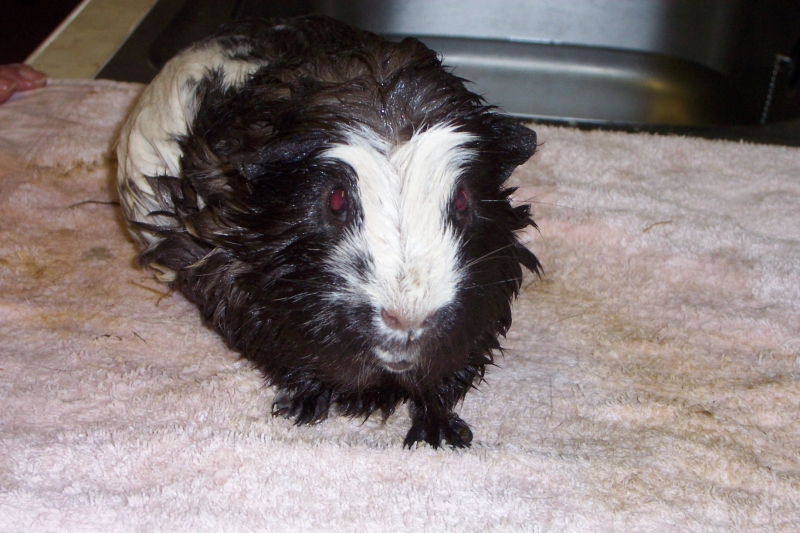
(134, 16, 541, 448)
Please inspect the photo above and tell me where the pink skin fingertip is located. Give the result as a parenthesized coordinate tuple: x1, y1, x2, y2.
(15, 65, 48, 88)
(0, 77, 17, 104)
(0, 65, 47, 92)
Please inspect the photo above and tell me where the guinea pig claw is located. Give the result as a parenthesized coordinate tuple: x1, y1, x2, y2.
(271, 402, 297, 420)
(272, 388, 331, 425)
(451, 417, 474, 446)
(403, 412, 473, 449)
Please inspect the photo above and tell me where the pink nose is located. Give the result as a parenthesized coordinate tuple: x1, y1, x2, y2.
(380, 308, 436, 335)
(381, 308, 411, 331)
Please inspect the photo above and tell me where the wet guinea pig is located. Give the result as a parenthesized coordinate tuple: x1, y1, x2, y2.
(117, 15, 541, 448)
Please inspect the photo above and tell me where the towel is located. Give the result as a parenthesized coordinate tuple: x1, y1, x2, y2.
(1, 80, 798, 533)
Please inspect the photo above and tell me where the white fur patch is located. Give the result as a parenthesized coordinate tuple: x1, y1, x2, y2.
(324, 125, 476, 353)
(116, 40, 267, 247)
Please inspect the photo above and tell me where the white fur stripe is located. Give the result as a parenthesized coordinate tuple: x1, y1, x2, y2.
(324, 125, 476, 340)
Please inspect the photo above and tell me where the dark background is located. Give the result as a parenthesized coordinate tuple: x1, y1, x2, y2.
(0, 0, 83, 63)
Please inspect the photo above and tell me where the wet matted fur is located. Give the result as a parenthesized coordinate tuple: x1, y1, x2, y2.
(117, 15, 541, 448)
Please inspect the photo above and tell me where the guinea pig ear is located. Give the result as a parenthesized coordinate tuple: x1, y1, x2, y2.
(492, 118, 537, 167)
(229, 135, 326, 179)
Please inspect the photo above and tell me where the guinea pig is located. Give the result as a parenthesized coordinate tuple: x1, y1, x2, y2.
(116, 15, 541, 448)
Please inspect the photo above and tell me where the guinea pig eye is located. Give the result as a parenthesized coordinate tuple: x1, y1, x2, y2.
(454, 189, 469, 213)
(328, 188, 348, 221)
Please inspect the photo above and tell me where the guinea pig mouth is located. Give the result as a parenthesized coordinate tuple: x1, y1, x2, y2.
(373, 347, 418, 373)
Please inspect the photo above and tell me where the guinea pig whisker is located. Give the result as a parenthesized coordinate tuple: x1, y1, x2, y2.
(462, 277, 524, 291)
(514, 193, 590, 215)
(460, 254, 511, 271)
(530, 200, 589, 214)
(457, 241, 521, 273)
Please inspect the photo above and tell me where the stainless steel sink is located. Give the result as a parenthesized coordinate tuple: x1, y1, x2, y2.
(401, 37, 742, 126)
(97, 0, 800, 144)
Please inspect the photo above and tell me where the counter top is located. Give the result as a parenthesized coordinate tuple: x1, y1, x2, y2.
(26, 0, 157, 79)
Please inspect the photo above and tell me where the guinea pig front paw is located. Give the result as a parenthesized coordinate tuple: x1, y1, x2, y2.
(272, 387, 332, 425)
(404, 408, 473, 449)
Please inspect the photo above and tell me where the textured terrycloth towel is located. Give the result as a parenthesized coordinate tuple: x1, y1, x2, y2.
(1, 80, 798, 532)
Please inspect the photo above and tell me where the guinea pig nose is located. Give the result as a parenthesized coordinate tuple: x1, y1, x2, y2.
(381, 308, 411, 332)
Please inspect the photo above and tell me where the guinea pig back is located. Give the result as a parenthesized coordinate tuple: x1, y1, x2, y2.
(116, 15, 541, 448)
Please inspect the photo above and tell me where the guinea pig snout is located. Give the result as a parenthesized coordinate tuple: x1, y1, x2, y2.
(373, 307, 439, 372)
(380, 307, 434, 341)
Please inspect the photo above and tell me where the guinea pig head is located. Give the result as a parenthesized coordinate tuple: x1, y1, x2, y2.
(316, 121, 538, 383)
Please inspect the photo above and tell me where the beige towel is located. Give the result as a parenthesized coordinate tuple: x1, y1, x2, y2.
(1, 80, 798, 532)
